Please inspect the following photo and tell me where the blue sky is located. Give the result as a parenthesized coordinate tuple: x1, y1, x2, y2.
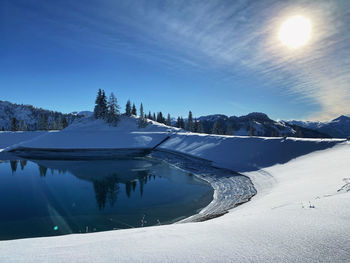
(1, 0, 349, 120)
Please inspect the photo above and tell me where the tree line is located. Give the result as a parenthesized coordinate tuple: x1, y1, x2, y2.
(6, 115, 69, 132)
(93, 89, 236, 135)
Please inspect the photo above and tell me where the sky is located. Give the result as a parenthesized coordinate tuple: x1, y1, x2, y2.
(1, 0, 350, 121)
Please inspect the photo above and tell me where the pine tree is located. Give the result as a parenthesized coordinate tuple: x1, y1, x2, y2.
(193, 119, 203, 133)
(153, 113, 156, 121)
(50, 119, 59, 130)
(100, 90, 108, 119)
(60, 116, 68, 129)
(94, 89, 102, 118)
(176, 117, 181, 128)
(148, 111, 152, 120)
(38, 114, 48, 130)
(157, 112, 164, 123)
(177, 117, 185, 129)
(166, 114, 171, 126)
(125, 100, 132, 116)
(225, 123, 234, 135)
(19, 120, 28, 131)
(249, 121, 255, 136)
(186, 111, 193, 132)
(198, 121, 203, 133)
(138, 103, 147, 128)
(132, 103, 137, 115)
(107, 92, 120, 125)
(193, 119, 199, 133)
(212, 120, 222, 135)
(11, 117, 19, 131)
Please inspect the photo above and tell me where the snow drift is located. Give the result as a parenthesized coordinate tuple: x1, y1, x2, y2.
(0, 116, 349, 262)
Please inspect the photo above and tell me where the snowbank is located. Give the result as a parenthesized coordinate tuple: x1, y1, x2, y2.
(159, 133, 344, 172)
(1, 117, 349, 262)
(1, 143, 349, 262)
(4, 116, 176, 151)
(0, 131, 47, 149)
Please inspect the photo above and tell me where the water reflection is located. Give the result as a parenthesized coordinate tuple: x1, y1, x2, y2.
(9, 159, 159, 210)
(1, 157, 213, 240)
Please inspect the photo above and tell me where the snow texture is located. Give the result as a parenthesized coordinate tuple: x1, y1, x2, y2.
(0, 117, 349, 262)
(4, 116, 176, 151)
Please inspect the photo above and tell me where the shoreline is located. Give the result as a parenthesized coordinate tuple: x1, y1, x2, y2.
(150, 149, 257, 222)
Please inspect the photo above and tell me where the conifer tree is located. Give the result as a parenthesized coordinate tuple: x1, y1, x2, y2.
(176, 117, 185, 129)
(176, 117, 181, 128)
(138, 103, 147, 128)
(212, 120, 222, 134)
(38, 114, 48, 130)
(186, 111, 193, 132)
(166, 114, 171, 126)
(132, 103, 137, 115)
(225, 123, 234, 135)
(148, 111, 152, 120)
(157, 112, 164, 123)
(249, 121, 255, 136)
(19, 120, 28, 131)
(60, 116, 68, 129)
(153, 113, 156, 121)
(11, 117, 19, 131)
(100, 90, 108, 119)
(50, 119, 59, 130)
(107, 92, 120, 125)
(197, 121, 203, 133)
(94, 89, 102, 118)
(193, 119, 203, 133)
(125, 100, 132, 116)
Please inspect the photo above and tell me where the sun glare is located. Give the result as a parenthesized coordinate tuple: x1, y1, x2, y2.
(279, 15, 311, 49)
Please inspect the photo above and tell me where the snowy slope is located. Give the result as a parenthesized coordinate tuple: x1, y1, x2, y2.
(1, 141, 349, 262)
(0, 100, 78, 130)
(159, 133, 343, 172)
(0, 131, 47, 149)
(4, 116, 178, 150)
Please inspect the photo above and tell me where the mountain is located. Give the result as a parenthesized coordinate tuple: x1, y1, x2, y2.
(198, 112, 329, 138)
(71, 111, 94, 118)
(287, 115, 350, 138)
(0, 100, 79, 131)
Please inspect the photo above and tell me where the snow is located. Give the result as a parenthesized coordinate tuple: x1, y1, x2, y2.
(0, 117, 349, 262)
(159, 132, 343, 172)
(288, 115, 350, 138)
(4, 116, 177, 151)
(0, 131, 47, 150)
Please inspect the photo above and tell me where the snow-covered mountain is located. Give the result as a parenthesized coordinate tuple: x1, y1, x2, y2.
(198, 112, 329, 138)
(0, 100, 79, 131)
(70, 111, 94, 117)
(287, 115, 350, 138)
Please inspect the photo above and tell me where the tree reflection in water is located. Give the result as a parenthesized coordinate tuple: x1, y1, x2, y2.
(23, 159, 158, 210)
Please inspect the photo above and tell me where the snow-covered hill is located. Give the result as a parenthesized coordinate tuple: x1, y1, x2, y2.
(70, 111, 94, 117)
(0, 119, 349, 262)
(0, 100, 79, 131)
(4, 116, 178, 152)
(288, 115, 350, 138)
(4, 116, 343, 173)
(198, 112, 328, 138)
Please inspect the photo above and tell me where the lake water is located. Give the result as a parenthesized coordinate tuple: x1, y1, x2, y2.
(0, 157, 213, 240)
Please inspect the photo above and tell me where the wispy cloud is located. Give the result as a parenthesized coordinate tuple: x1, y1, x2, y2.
(11, 0, 350, 120)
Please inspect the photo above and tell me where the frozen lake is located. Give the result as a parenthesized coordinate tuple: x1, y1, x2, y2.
(0, 157, 213, 240)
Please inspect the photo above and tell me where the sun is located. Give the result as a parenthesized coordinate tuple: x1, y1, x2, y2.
(279, 15, 311, 49)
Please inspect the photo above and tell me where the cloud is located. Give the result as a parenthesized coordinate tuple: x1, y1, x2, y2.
(11, 0, 350, 120)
